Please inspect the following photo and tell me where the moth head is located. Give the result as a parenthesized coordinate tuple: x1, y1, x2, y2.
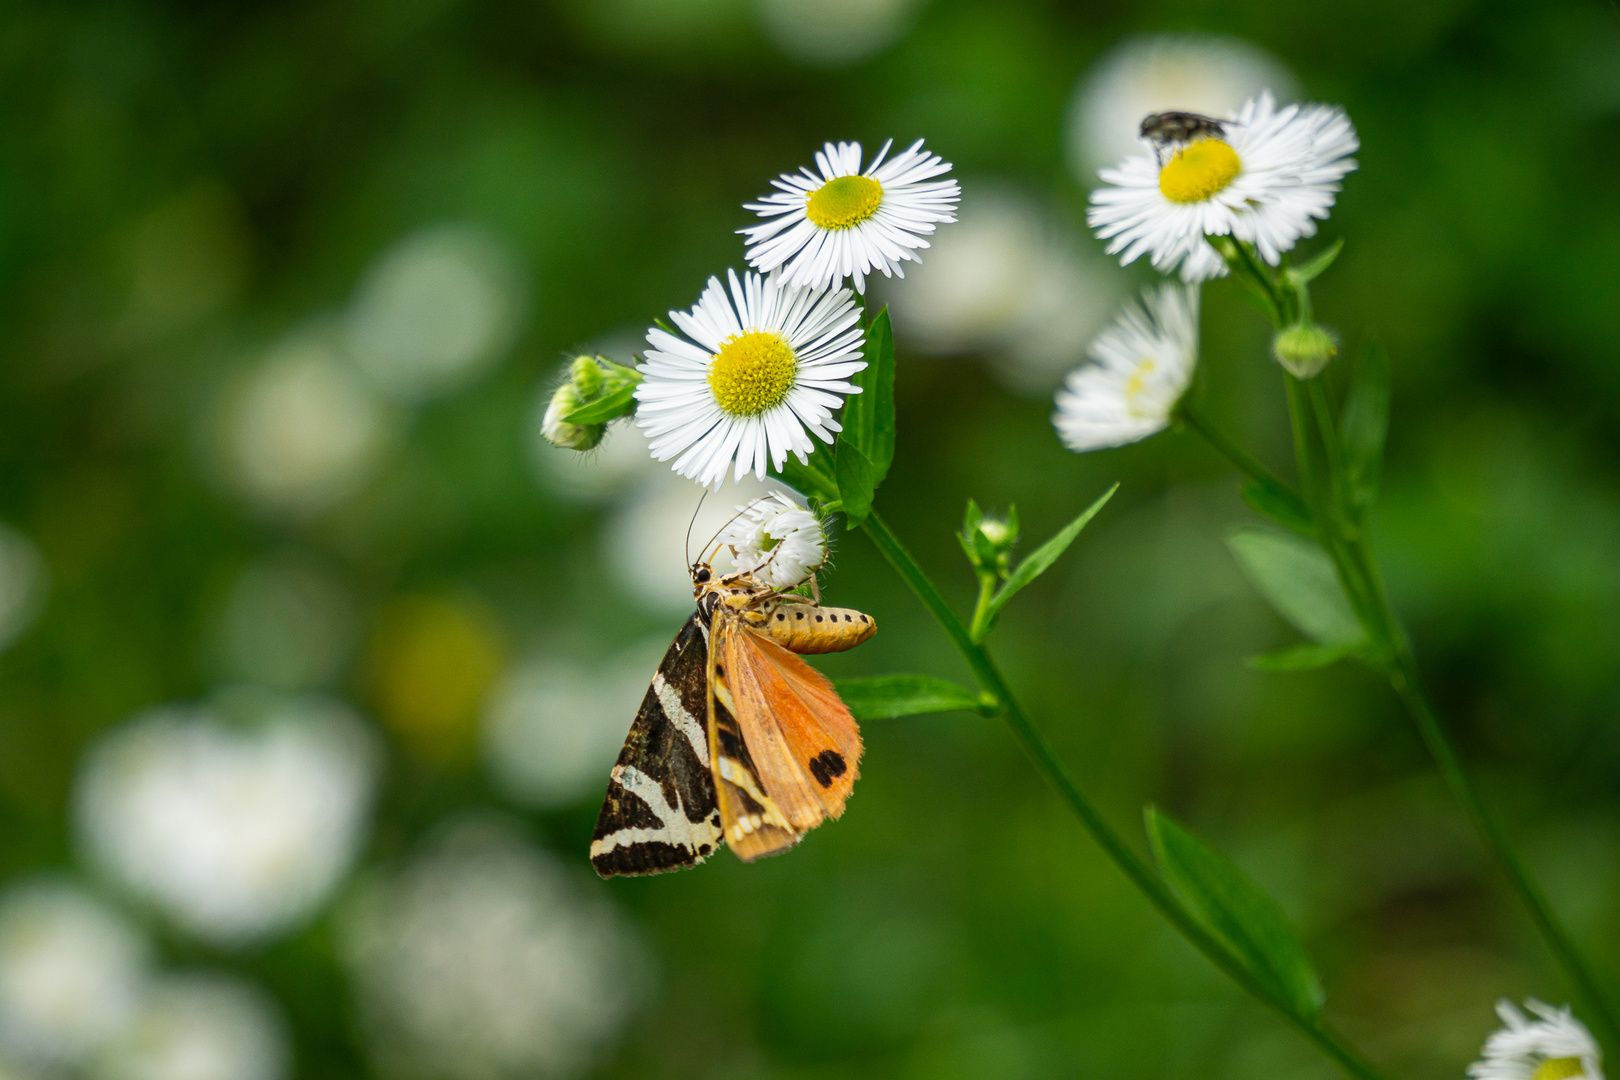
(690, 562, 713, 587)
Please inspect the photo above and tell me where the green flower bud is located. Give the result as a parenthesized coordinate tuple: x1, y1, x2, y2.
(1272, 323, 1339, 379)
(541, 383, 605, 451)
(569, 354, 604, 398)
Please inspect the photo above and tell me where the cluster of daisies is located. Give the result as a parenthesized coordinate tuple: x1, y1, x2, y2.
(635, 139, 960, 489)
(1055, 90, 1359, 452)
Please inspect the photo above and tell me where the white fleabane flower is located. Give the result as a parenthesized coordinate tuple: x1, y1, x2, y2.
(1470, 1000, 1604, 1080)
(1053, 284, 1198, 453)
(741, 140, 960, 294)
(716, 493, 827, 590)
(636, 270, 865, 488)
(1088, 91, 1358, 282)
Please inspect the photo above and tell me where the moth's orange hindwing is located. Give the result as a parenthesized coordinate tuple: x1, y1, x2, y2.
(706, 608, 802, 862)
(756, 602, 876, 655)
(716, 615, 864, 827)
(590, 614, 724, 877)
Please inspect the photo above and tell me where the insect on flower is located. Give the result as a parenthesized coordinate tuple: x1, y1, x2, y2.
(590, 500, 877, 876)
(1138, 110, 1234, 164)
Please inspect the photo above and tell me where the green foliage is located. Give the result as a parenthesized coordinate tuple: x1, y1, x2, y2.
(1145, 808, 1325, 1018)
(834, 310, 897, 525)
(970, 485, 1117, 642)
(1286, 239, 1344, 286)
(833, 674, 985, 719)
(1247, 642, 1356, 672)
(559, 358, 642, 425)
(1340, 340, 1391, 523)
(1241, 478, 1316, 538)
(1227, 527, 1364, 648)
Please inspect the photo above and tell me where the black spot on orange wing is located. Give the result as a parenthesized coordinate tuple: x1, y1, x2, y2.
(807, 749, 848, 788)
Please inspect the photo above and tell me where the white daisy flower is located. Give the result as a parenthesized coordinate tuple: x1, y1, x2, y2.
(1470, 1000, 1604, 1080)
(1087, 90, 1358, 282)
(715, 493, 828, 590)
(741, 140, 961, 294)
(635, 270, 866, 488)
(1053, 284, 1198, 453)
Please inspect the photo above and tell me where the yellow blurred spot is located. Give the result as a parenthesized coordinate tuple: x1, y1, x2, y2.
(369, 595, 504, 764)
(1532, 1059, 1586, 1080)
(1158, 139, 1241, 203)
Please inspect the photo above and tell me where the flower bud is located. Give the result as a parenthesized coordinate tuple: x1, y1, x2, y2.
(569, 354, 604, 398)
(1272, 323, 1338, 379)
(959, 501, 1020, 576)
(540, 383, 605, 451)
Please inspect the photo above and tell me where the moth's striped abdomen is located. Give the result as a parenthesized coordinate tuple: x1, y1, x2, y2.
(758, 604, 876, 655)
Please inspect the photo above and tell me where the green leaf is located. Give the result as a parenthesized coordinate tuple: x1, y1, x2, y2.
(833, 674, 984, 720)
(776, 453, 839, 504)
(1340, 339, 1390, 520)
(1240, 479, 1315, 538)
(1146, 808, 1325, 1018)
(839, 308, 896, 482)
(834, 440, 877, 526)
(1247, 642, 1355, 672)
(560, 381, 638, 425)
(1227, 527, 1364, 647)
(1287, 238, 1344, 285)
(979, 485, 1117, 632)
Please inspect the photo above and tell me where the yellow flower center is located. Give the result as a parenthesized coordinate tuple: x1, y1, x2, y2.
(1124, 357, 1157, 416)
(806, 175, 884, 229)
(708, 331, 797, 416)
(1159, 139, 1242, 203)
(1531, 1059, 1586, 1080)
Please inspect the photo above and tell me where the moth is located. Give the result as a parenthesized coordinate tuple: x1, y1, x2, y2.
(590, 561, 876, 877)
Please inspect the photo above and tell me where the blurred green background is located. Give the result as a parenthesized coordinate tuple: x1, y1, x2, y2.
(2, 1, 1620, 1079)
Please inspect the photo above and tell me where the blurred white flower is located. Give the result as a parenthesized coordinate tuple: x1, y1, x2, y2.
(218, 555, 357, 690)
(1053, 283, 1198, 452)
(1088, 91, 1358, 282)
(1470, 1000, 1604, 1080)
(742, 141, 959, 294)
(715, 493, 826, 589)
(90, 974, 288, 1080)
(0, 525, 47, 654)
(605, 469, 792, 612)
(481, 640, 665, 809)
(77, 698, 378, 946)
(880, 187, 1121, 395)
(756, 0, 925, 66)
(340, 816, 649, 1080)
(0, 879, 150, 1069)
(217, 327, 394, 519)
(1067, 34, 1298, 181)
(347, 224, 527, 403)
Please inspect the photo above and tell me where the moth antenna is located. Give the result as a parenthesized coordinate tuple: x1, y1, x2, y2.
(685, 491, 708, 569)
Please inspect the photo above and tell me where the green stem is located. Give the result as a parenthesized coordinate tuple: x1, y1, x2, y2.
(1275, 373, 1620, 1049)
(1179, 403, 1297, 495)
(859, 507, 1393, 1080)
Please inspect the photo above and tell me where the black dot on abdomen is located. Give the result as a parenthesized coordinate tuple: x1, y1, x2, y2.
(807, 749, 848, 788)
(815, 615, 823, 622)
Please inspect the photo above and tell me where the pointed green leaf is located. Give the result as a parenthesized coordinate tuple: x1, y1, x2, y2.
(838, 308, 896, 486)
(834, 440, 877, 526)
(834, 674, 984, 720)
(1247, 642, 1355, 672)
(982, 484, 1118, 625)
(1146, 808, 1325, 1018)
(1240, 478, 1315, 538)
(560, 382, 638, 425)
(1287, 238, 1344, 285)
(1340, 339, 1390, 521)
(1227, 528, 1364, 648)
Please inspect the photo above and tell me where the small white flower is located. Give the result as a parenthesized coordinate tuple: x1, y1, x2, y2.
(1470, 1000, 1604, 1080)
(1053, 284, 1198, 453)
(1087, 90, 1358, 282)
(741, 140, 960, 294)
(635, 269, 866, 488)
(715, 493, 827, 590)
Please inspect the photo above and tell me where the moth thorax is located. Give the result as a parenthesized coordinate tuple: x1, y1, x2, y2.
(757, 603, 876, 655)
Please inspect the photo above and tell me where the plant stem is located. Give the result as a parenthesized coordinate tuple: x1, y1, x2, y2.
(1179, 403, 1294, 495)
(859, 507, 1393, 1080)
(1273, 373, 1620, 1050)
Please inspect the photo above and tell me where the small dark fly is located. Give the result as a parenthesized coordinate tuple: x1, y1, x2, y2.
(1139, 111, 1234, 165)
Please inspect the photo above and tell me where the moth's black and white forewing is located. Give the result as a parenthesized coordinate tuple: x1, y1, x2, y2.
(590, 615, 724, 877)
